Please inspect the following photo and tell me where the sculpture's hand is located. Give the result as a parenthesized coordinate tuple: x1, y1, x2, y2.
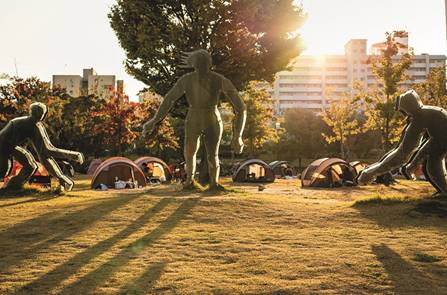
(142, 119, 156, 137)
(232, 137, 244, 154)
(356, 168, 375, 185)
(76, 152, 84, 165)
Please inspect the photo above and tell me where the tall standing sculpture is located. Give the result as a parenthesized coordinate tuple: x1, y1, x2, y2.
(357, 90, 447, 195)
(143, 49, 246, 191)
(0, 102, 84, 191)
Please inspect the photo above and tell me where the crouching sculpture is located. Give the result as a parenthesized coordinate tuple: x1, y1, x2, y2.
(357, 90, 447, 196)
(0, 102, 84, 191)
(143, 49, 246, 191)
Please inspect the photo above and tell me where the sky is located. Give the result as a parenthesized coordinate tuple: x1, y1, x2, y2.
(0, 0, 446, 100)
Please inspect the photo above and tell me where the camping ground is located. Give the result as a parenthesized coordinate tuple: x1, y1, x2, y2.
(0, 178, 446, 294)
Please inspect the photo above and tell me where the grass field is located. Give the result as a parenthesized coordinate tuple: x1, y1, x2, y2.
(0, 177, 446, 294)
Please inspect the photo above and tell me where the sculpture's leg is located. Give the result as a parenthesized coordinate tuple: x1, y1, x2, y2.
(183, 130, 201, 187)
(39, 156, 74, 191)
(203, 119, 223, 189)
(425, 146, 447, 195)
(402, 139, 431, 179)
(0, 149, 12, 181)
(6, 147, 38, 189)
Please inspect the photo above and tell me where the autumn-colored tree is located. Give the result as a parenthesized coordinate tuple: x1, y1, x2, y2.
(242, 82, 280, 156)
(93, 92, 141, 155)
(413, 66, 447, 108)
(321, 96, 361, 159)
(135, 91, 179, 155)
(361, 31, 413, 150)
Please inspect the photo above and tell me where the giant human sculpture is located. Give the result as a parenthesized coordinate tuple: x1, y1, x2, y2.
(357, 90, 447, 195)
(0, 102, 84, 191)
(143, 49, 246, 190)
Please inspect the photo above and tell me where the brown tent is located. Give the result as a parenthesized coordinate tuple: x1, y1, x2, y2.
(87, 159, 102, 176)
(350, 161, 368, 175)
(134, 156, 172, 182)
(269, 161, 296, 177)
(91, 157, 146, 189)
(232, 159, 275, 183)
(301, 158, 356, 188)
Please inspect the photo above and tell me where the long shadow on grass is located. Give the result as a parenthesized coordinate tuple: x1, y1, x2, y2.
(118, 261, 167, 294)
(15, 198, 173, 295)
(352, 195, 447, 232)
(0, 191, 147, 274)
(372, 244, 440, 294)
(57, 197, 199, 294)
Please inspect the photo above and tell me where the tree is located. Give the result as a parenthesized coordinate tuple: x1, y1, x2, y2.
(242, 82, 280, 156)
(321, 96, 361, 159)
(361, 31, 413, 150)
(59, 95, 107, 158)
(277, 109, 332, 161)
(92, 92, 141, 155)
(109, 0, 305, 95)
(413, 66, 447, 108)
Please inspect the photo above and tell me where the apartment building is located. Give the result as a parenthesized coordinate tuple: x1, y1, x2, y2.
(272, 34, 446, 113)
(52, 68, 125, 99)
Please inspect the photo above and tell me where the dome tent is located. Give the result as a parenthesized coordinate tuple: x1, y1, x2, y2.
(301, 158, 356, 188)
(269, 161, 296, 178)
(134, 156, 172, 183)
(87, 159, 103, 176)
(350, 161, 368, 175)
(232, 159, 275, 183)
(91, 157, 146, 189)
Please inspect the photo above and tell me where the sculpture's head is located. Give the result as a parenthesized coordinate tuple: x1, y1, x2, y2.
(29, 102, 48, 122)
(396, 90, 423, 116)
(180, 49, 212, 74)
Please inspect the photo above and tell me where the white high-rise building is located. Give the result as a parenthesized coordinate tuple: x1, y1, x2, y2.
(52, 68, 125, 99)
(272, 34, 446, 113)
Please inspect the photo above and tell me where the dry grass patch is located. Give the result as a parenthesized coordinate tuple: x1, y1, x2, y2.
(0, 178, 446, 294)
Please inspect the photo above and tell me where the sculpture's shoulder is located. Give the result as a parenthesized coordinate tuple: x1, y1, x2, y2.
(209, 71, 226, 82)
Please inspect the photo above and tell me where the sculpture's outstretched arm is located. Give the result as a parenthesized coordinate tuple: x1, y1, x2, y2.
(143, 77, 186, 135)
(33, 123, 84, 164)
(358, 121, 423, 183)
(222, 78, 246, 154)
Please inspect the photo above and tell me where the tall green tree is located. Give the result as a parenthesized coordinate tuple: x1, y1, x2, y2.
(362, 31, 413, 150)
(109, 0, 306, 95)
(59, 95, 107, 158)
(321, 96, 361, 159)
(278, 109, 332, 160)
(413, 66, 447, 108)
(242, 82, 280, 156)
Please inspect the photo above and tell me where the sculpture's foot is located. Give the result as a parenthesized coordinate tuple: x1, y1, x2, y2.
(206, 183, 227, 193)
(356, 171, 374, 185)
(60, 178, 74, 192)
(182, 180, 204, 192)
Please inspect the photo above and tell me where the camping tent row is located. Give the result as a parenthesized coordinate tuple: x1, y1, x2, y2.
(301, 158, 368, 188)
(90, 156, 173, 189)
(232, 159, 298, 183)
